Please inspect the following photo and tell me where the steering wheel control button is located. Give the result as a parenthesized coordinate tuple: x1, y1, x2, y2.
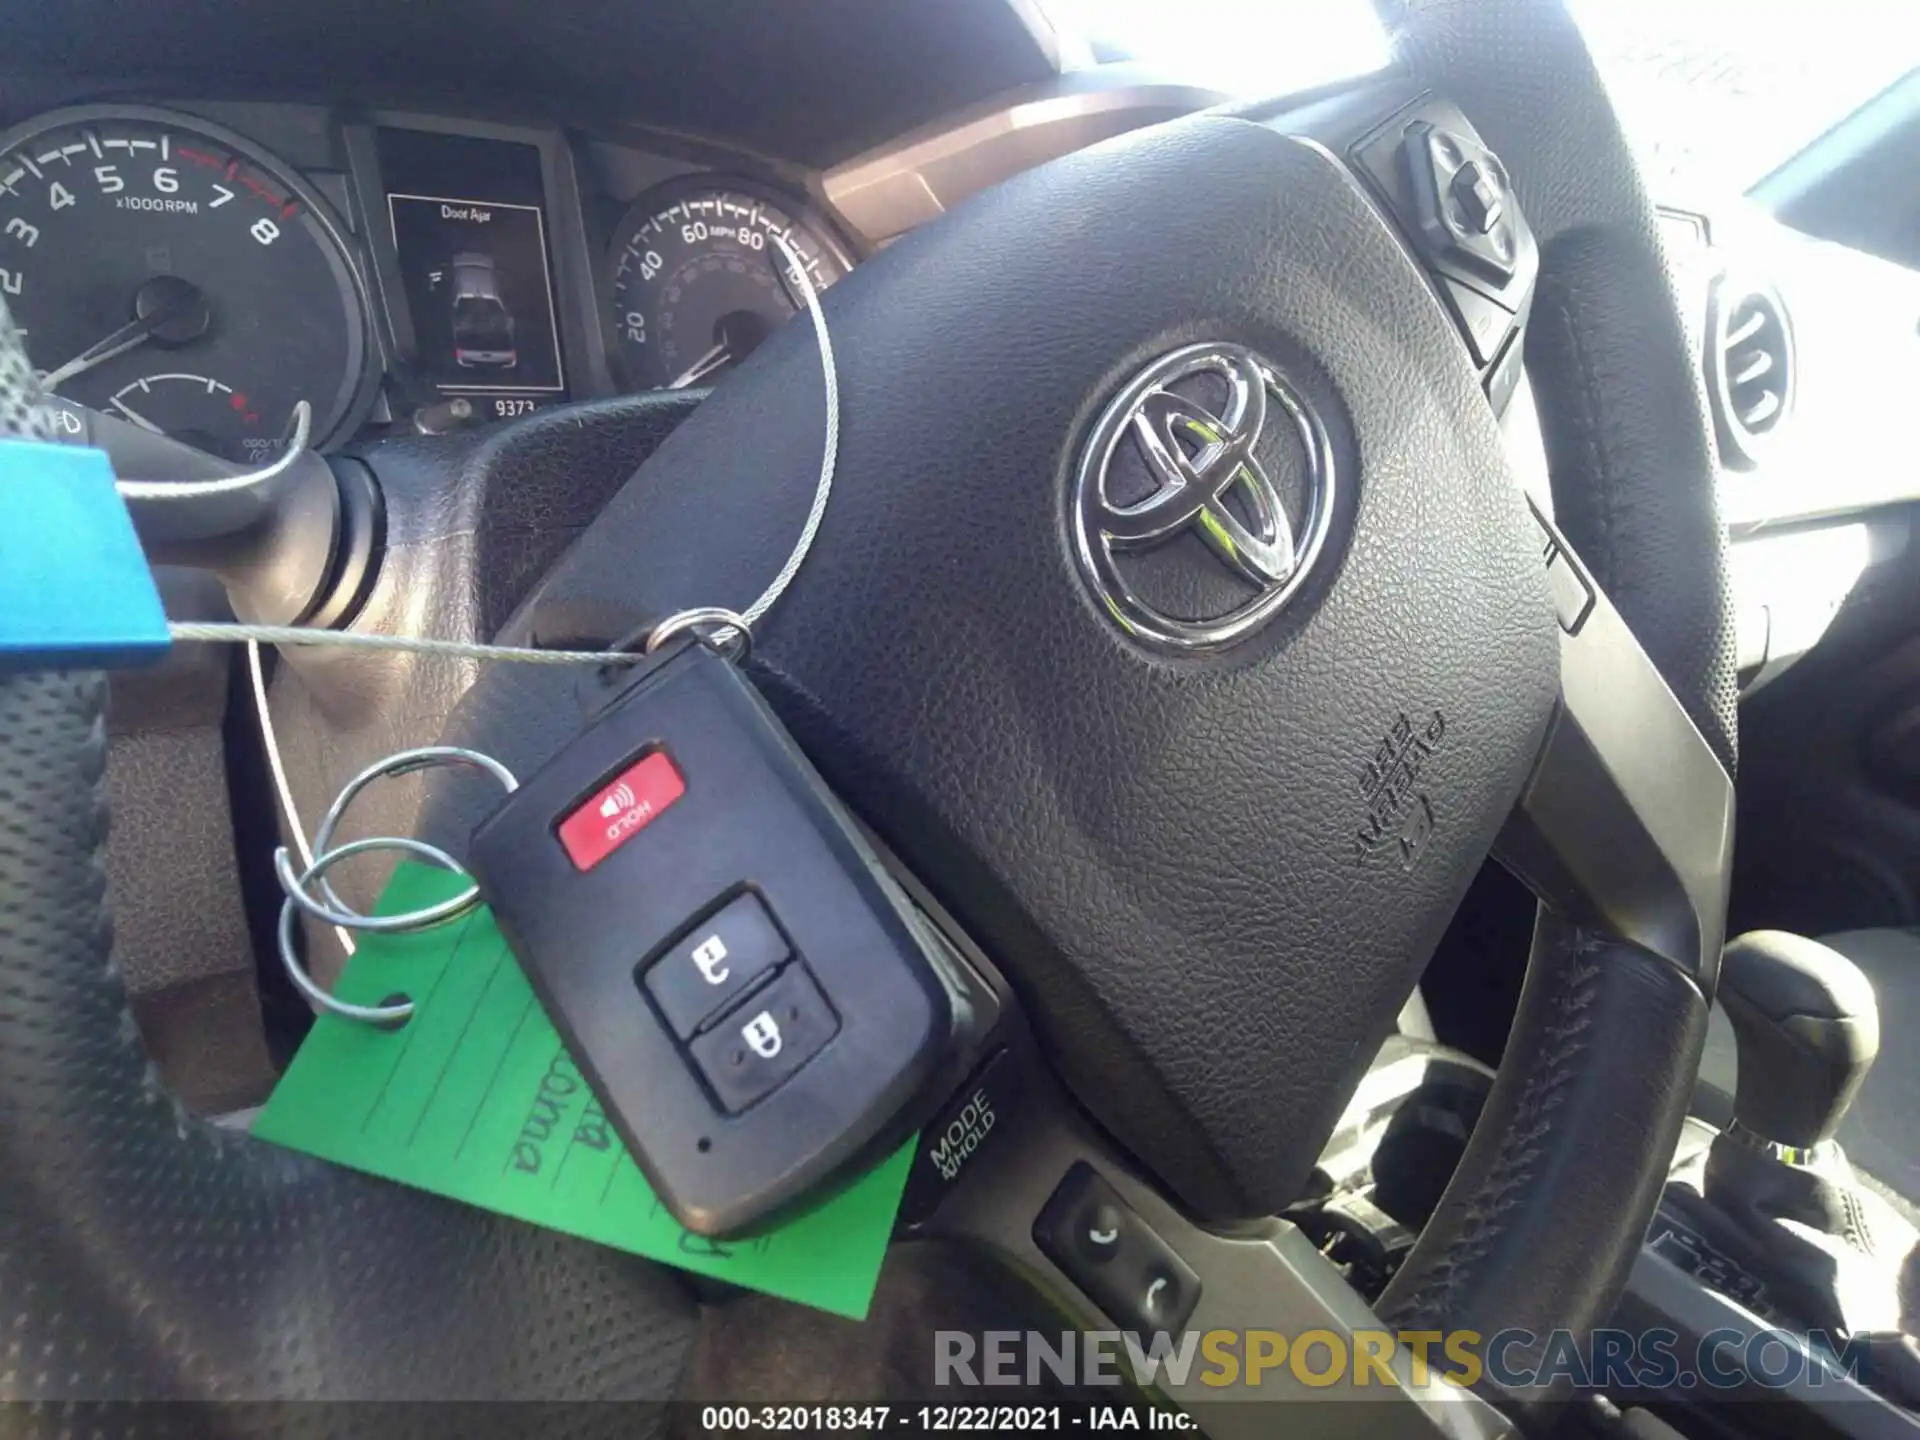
(1140, 1269, 1187, 1326)
(469, 641, 955, 1236)
(1367, 115, 1539, 324)
(1034, 1163, 1201, 1335)
(1082, 1203, 1125, 1263)
(1406, 123, 1527, 287)
(555, 749, 686, 871)
(899, 1048, 1023, 1224)
(1485, 330, 1527, 418)
(1450, 159, 1505, 235)
(644, 893, 791, 1038)
(689, 965, 840, 1113)
(1541, 534, 1597, 635)
(1441, 276, 1515, 367)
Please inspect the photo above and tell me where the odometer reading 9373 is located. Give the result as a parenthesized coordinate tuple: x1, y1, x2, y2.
(0, 104, 368, 461)
(609, 177, 849, 392)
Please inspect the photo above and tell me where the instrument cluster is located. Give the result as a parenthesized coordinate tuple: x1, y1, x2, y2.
(0, 100, 860, 454)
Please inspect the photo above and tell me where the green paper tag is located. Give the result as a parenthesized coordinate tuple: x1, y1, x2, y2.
(255, 861, 911, 1320)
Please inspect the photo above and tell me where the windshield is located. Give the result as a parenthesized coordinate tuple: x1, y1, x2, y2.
(1571, 0, 1920, 194)
(1048, 0, 1920, 196)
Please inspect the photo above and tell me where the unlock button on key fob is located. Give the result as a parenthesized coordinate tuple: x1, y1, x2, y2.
(691, 966, 839, 1113)
(645, 894, 790, 1038)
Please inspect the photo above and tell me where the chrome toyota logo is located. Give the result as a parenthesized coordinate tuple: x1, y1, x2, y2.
(1071, 344, 1337, 653)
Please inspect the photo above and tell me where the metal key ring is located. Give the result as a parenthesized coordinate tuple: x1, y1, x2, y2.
(305, 746, 518, 927)
(645, 607, 752, 664)
(275, 836, 474, 934)
(276, 745, 518, 1026)
(276, 836, 472, 1025)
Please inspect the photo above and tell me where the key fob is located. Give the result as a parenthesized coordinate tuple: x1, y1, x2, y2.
(467, 641, 955, 1236)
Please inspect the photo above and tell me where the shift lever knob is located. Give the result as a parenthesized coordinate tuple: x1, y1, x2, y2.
(1719, 931, 1879, 1148)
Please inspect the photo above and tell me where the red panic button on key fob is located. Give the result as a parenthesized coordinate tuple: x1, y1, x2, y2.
(556, 750, 686, 871)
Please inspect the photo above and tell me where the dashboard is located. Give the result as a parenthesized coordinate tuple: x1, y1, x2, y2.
(0, 98, 870, 460)
(1649, 196, 1920, 691)
(2, 8, 1914, 649)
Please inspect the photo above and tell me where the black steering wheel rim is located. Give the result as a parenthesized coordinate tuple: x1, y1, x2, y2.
(1388, 0, 1736, 777)
(0, 0, 1730, 1425)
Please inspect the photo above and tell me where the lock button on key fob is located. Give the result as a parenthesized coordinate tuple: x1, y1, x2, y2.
(691, 965, 839, 1113)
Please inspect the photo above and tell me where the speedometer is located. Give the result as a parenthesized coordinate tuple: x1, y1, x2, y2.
(607, 177, 850, 391)
(0, 104, 370, 461)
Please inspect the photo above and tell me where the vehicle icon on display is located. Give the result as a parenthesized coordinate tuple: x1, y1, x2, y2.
(450, 252, 517, 368)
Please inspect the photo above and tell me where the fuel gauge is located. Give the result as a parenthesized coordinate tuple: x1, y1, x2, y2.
(109, 372, 285, 463)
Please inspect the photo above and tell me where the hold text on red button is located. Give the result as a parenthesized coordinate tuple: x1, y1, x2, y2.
(557, 751, 686, 871)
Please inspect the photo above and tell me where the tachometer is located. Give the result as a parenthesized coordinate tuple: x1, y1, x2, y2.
(0, 104, 371, 462)
(607, 177, 850, 391)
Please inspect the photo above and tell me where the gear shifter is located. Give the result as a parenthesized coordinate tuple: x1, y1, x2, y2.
(1693, 932, 1917, 1372)
(1718, 930, 1879, 1151)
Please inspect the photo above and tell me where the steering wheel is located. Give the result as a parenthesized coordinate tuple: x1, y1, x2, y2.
(0, 0, 1736, 1429)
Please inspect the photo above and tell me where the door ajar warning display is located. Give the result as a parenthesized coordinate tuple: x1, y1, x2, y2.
(466, 641, 960, 1237)
(377, 126, 567, 416)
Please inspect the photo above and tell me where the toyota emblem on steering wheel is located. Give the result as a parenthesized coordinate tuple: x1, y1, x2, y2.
(1070, 343, 1339, 653)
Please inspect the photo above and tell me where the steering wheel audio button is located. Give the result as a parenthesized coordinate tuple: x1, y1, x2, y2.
(1393, 118, 1540, 309)
(1451, 159, 1505, 234)
(1035, 1163, 1201, 1334)
(1441, 276, 1515, 367)
(1542, 537, 1597, 636)
(1083, 1203, 1124, 1262)
(1140, 1271, 1182, 1324)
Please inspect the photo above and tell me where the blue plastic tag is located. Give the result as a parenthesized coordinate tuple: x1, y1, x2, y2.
(0, 441, 170, 672)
